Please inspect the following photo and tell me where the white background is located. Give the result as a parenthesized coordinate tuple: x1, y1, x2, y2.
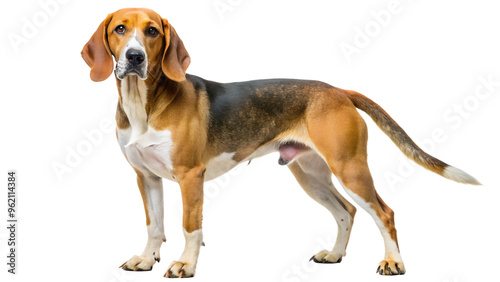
(1, 0, 499, 282)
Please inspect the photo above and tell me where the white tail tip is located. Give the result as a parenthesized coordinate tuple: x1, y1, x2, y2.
(443, 166, 481, 185)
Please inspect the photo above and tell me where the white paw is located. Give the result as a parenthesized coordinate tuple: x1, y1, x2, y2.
(120, 251, 160, 271)
(377, 259, 406, 275)
(309, 249, 343, 263)
(164, 260, 196, 278)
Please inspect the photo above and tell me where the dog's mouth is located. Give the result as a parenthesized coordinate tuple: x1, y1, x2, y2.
(115, 62, 148, 80)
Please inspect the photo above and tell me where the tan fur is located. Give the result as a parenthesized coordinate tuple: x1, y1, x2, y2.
(134, 169, 151, 226)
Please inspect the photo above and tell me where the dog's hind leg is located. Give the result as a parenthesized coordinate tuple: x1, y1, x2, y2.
(307, 102, 406, 275)
(334, 159, 406, 275)
(288, 153, 357, 263)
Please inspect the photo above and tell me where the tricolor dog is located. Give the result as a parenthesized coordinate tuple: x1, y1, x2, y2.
(81, 8, 480, 278)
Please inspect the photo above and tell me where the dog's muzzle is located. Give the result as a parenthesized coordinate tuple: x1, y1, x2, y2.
(115, 49, 148, 80)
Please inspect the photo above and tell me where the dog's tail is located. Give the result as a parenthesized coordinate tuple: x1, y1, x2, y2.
(346, 90, 480, 185)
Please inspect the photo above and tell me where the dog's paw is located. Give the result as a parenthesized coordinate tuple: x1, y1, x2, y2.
(164, 261, 196, 278)
(119, 252, 160, 271)
(309, 250, 343, 264)
(376, 259, 406, 275)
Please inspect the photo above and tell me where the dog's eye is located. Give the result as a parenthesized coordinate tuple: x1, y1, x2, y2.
(115, 25, 125, 34)
(147, 27, 159, 37)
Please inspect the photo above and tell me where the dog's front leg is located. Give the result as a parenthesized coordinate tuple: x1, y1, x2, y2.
(120, 171, 165, 271)
(165, 164, 205, 278)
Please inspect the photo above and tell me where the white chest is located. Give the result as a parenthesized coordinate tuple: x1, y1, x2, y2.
(119, 127, 176, 180)
(118, 127, 239, 182)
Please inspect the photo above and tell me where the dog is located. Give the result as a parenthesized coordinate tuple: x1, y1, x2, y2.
(81, 8, 480, 278)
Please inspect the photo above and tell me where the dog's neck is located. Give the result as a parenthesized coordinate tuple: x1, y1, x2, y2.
(115, 67, 184, 134)
(119, 75, 149, 140)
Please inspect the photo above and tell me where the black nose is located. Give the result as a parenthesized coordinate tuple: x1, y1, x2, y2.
(126, 49, 145, 65)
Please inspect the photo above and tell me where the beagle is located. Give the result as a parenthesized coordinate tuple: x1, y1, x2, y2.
(81, 8, 480, 278)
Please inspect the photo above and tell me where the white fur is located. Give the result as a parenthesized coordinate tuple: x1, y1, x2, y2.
(204, 152, 238, 181)
(125, 128, 176, 180)
(144, 176, 166, 242)
(125, 30, 143, 50)
(121, 76, 148, 144)
(338, 180, 403, 263)
(117, 127, 132, 151)
(296, 154, 352, 260)
(443, 166, 481, 185)
(179, 229, 203, 263)
(139, 175, 165, 262)
(167, 229, 203, 276)
(116, 29, 148, 80)
(120, 174, 165, 270)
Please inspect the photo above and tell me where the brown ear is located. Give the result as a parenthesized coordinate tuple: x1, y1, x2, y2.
(81, 14, 114, 82)
(162, 19, 191, 82)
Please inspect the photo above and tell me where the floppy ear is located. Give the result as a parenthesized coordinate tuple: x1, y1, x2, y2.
(162, 19, 191, 82)
(81, 14, 114, 82)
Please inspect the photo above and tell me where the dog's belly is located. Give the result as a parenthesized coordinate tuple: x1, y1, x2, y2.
(204, 152, 238, 181)
(118, 127, 312, 182)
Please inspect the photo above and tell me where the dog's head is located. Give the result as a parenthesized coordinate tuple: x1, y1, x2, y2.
(81, 8, 190, 82)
